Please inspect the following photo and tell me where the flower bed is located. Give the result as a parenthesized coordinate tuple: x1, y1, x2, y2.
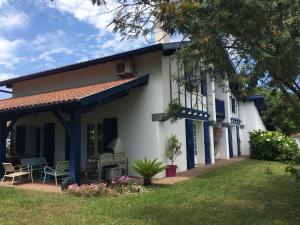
(112, 176, 145, 193)
(66, 176, 146, 197)
(67, 183, 118, 197)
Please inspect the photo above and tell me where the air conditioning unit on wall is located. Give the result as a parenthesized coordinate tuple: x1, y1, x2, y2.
(115, 59, 134, 78)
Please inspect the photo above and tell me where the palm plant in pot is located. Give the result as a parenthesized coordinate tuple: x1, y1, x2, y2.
(165, 134, 182, 177)
(132, 157, 166, 186)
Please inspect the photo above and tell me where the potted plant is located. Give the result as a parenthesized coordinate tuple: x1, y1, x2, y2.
(132, 157, 166, 186)
(165, 134, 182, 177)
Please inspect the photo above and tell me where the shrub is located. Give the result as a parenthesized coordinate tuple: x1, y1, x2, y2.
(249, 130, 299, 162)
(165, 134, 182, 165)
(132, 157, 166, 186)
(294, 152, 300, 165)
(67, 183, 118, 197)
(286, 164, 300, 181)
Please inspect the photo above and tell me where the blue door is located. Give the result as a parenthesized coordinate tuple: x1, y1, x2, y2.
(203, 121, 211, 164)
(236, 126, 241, 156)
(185, 119, 195, 170)
(228, 127, 233, 158)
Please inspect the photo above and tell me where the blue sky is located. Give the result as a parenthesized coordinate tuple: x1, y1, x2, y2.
(0, 0, 156, 99)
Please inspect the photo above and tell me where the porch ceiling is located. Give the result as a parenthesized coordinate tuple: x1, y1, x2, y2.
(0, 75, 149, 116)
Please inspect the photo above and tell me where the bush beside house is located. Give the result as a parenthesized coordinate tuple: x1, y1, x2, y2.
(249, 130, 299, 162)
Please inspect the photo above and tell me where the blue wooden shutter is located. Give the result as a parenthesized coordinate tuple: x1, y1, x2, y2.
(203, 121, 211, 164)
(43, 123, 55, 164)
(236, 126, 241, 156)
(228, 127, 233, 158)
(185, 119, 195, 170)
(103, 118, 118, 153)
(201, 79, 207, 96)
(16, 125, 26, 154)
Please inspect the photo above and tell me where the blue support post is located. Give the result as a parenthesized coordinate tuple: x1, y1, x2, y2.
(69, 109, 81, 184)
(203, 121, 211, 164)
(228, 127, 233, 158)
(185, 119, 195, 170)
(0, 121, 7, 177)
(236, 126, 241, 156)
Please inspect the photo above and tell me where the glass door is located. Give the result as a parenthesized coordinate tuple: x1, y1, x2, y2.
(193, 123, 198, 165)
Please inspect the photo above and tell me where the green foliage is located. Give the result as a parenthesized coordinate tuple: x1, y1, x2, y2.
(165, 134, 182, 165)
(249, 130, 299, 162)
(258, 88, 300, 135)
(92, 0, 300, 113)
(163, 99, 182, 123)
(286, 164, 300, 181)
(132, 157, 166, 185)
(265, 163, 273, 174)
(294, 152, 300, 165)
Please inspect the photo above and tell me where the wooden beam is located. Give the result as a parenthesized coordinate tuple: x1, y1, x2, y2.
(51, 111, 70, 136)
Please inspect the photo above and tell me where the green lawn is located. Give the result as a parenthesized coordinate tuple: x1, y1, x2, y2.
(1, 160, 300, 225)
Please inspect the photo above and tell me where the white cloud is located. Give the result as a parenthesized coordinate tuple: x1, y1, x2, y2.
(48, 0, 115, 31)
(0, 72, 14, 81)
(0, 1, 29, 31)
(0, 0, 7, 7)
(0, 37, 24, 69)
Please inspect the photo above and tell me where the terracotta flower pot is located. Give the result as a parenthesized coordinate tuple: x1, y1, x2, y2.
(166, 165, 177, 177)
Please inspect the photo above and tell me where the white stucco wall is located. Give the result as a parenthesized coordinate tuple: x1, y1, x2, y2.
(215, 126, 230, 159)
(10, 49, 219, 179)
(239, 102, 266, 155)
(12, 51, 170, 176)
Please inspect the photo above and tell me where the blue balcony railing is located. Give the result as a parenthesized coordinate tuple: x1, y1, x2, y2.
(215, 99, 225, 119)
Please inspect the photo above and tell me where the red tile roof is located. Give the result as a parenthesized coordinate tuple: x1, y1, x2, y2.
(0, 78, 135, 112)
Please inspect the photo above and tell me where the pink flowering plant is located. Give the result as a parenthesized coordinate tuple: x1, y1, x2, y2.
(111, 176, 145, 193)
(67, 183, 118, 197)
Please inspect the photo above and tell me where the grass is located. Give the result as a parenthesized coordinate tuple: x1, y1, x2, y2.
(0, 159, 300, 225)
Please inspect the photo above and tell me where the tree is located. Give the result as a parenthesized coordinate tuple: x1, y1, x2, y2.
(88, 0, 300, 113)
(258, 88, 300, 135)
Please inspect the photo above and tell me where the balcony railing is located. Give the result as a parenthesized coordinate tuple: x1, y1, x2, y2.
(215, 98, 225, 119)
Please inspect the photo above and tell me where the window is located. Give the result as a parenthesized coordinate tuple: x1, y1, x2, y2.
(231, 98, 236, 114)
(97, 124, 104, 154)
(87, 124, 95, 157)
(193, 123, 198, 157)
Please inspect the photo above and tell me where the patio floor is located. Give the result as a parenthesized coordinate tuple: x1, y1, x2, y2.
(0, 156, 247, 192)
(0, 179, 62, 193)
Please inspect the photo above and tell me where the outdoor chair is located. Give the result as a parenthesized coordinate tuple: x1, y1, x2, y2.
(1, 163, 33, 185)
(43, 161, 69, 185)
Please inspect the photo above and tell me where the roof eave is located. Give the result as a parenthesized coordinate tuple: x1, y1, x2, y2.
(0, 43, 180, 87)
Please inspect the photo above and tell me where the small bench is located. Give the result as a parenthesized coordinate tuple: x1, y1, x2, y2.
(21, 157, 47, 173)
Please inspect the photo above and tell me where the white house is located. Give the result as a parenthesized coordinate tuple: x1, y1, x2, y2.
(0, 41, 266, 184)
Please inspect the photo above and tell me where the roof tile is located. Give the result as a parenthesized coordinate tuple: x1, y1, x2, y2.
(0, 78, 135, 112)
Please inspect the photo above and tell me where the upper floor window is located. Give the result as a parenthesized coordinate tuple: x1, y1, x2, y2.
(231, 97, 236, 114)
(184, 63, 207, 95)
